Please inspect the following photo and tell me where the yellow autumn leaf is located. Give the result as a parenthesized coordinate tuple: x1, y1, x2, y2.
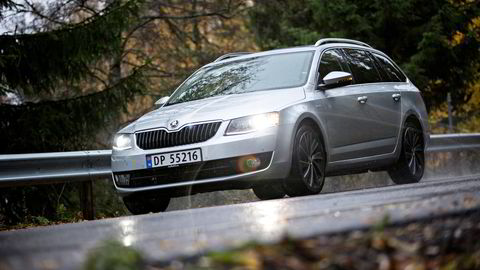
(451, 30, 465, 46)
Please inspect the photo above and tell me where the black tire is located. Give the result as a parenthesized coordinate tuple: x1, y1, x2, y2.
(284, 124, 326, 197)
(252, 183, 286, 200)
(388, 121, 425, 184)
(122, 191, 170, 215)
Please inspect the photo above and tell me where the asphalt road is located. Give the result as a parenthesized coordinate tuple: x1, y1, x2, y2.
(0, 175, 479, 270)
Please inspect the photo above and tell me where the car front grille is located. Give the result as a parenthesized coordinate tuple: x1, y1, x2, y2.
(114, 152, 273, 188)
(136, 121, 222, 150)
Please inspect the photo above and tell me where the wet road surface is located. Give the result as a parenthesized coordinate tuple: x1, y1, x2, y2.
(0, 175, 479, 270)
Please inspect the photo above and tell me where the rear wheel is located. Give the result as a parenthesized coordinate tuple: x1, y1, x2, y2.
(252, 183, 285, 200)
(388, 121, 425, 184)
(122, 191, 170, 215)
(284, 124, 326, 197)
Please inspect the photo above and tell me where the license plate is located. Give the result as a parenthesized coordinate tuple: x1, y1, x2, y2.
(146, 148, 202, 168)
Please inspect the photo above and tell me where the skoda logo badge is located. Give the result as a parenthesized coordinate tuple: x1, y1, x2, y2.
(169, 120, 179, 129)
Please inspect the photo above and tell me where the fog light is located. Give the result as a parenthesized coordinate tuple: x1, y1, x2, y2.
(115, 174, 130, 186)
(246, 158, 261, 168)
(237, 155, 261, 173)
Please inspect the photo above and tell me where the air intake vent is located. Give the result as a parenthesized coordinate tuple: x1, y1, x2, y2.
(136, 122, 221, 150)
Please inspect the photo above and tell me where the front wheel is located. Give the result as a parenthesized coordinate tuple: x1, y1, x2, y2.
(284, 124, 326, 197)
(122, 191, 170, 215)
(388, 121, 425, 184)
(252, 183, 286, 200)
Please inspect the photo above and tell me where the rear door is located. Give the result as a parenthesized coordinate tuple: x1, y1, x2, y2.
(370, 52, 404, 147)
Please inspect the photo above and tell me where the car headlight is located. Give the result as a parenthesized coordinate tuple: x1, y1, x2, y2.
(113, 134, 133, 150)
(225, 112, 280, 135)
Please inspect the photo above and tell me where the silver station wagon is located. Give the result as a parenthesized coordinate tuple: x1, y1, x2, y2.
(112, 38, 429, 214)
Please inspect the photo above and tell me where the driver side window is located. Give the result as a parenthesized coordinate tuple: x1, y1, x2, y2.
(318, 50, 345, 81)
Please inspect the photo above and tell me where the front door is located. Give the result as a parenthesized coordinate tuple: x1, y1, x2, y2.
(312, 49, 381, 161)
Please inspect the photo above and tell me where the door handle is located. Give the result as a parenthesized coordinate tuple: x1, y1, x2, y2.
(357, 96, 368, 104)
(392, 93, 401, 102)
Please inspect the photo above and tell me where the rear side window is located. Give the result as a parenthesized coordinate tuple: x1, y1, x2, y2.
(342, 49, 382, 84)
(372, 53, 407, 82)
(318, 49, 345, 80)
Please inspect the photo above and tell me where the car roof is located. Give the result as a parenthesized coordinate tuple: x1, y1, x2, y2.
(204, 46, 317, 67)
(206, 39, 385, 67)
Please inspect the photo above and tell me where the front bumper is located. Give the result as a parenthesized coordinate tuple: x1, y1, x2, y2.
(111, 122, 293, 194)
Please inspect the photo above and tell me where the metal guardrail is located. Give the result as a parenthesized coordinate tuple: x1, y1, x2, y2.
(0, 134, 479, 188)
(0, 150, 112, 188)
(0, 150, 111, 220)
(427, 133, 480, 152)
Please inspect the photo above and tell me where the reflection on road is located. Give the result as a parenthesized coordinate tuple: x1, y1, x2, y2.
(119, 219, 136, 247)
(248, 200, 289, 240)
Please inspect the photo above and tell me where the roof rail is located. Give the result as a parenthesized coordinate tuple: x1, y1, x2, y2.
(314, 38, 372, 48)
(214, 52, 251, 62)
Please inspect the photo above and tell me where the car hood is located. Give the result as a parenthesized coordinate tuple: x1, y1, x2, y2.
(120, 87, 305, 133)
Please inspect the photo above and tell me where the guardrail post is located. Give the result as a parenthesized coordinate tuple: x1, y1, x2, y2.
(447, 92, 453, 132)
(80, 180, 95, 220)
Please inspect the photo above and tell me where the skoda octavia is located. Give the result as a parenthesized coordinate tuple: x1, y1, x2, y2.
(112, 38, 429, 214)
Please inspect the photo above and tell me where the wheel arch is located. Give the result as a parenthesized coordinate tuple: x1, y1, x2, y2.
(291, 112, 330, 163)
(403, 111, 421, 127)
(402, 109, 428, 142)
(396, 109, 429, 157)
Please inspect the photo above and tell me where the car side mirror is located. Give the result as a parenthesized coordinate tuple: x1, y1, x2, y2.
(318, 71, 353, 89)
(155, 96, 170, 108)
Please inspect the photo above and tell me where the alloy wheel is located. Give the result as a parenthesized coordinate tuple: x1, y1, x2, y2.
(403, 127, 424, 176)
(296, 130, 325, 190)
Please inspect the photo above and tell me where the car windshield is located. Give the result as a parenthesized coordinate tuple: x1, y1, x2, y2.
(166, 51, 314, 106)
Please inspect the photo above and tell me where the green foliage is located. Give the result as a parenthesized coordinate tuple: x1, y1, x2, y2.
(0, 68, 146, 152)
(0, 183, 79, 226)
(209, 250, 253, 265)
(32, 215, 50, 226)
(84, 240, 144, 270)
(0, 0, 147, 155)
(374, 214, 391, 232)
(0, 179, 126, 229)
(249, 0, 480, 110)
(93, 179, 128, 218)
(0, 0, 143, 96)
